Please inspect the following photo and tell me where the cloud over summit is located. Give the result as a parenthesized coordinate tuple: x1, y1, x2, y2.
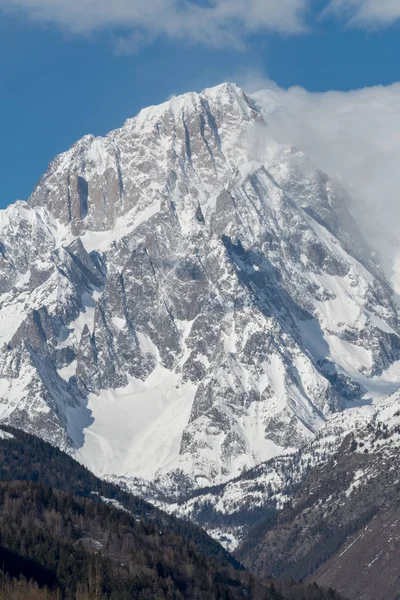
(248, 79, 400, 284)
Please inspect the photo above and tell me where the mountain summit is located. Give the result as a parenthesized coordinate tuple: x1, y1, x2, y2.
(1, 83, 400, 495)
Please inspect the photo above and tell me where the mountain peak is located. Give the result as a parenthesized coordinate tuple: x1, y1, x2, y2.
(28, 81, 262, 234)
(130, 81, 253, 124)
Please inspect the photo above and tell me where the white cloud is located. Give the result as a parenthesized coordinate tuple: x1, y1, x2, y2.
(329, 0, 400, 27)
(0, 0, 310, 47)
(2, 0, 400, 47)
(246, 78, 400, 285)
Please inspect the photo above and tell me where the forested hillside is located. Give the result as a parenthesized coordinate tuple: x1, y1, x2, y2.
(0, 426, 234, 567)
(0, 427, 345, 600)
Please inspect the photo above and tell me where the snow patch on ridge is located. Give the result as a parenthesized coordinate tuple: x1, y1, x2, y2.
(81, 198, 162, 253)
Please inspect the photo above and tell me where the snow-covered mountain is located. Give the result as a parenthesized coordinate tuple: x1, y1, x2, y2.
(1, 82, 400, 498)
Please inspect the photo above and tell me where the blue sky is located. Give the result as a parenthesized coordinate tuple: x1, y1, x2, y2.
(1, 0, 400, 208)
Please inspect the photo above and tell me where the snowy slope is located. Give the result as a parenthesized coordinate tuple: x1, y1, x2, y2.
(166, 391, 400, 552)
(1, 83, 400, 498)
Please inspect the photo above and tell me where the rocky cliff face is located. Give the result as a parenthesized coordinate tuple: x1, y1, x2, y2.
(1, 83, 400, 495)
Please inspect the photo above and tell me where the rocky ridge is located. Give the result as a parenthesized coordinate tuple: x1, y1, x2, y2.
(235, 390, 400, 600)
